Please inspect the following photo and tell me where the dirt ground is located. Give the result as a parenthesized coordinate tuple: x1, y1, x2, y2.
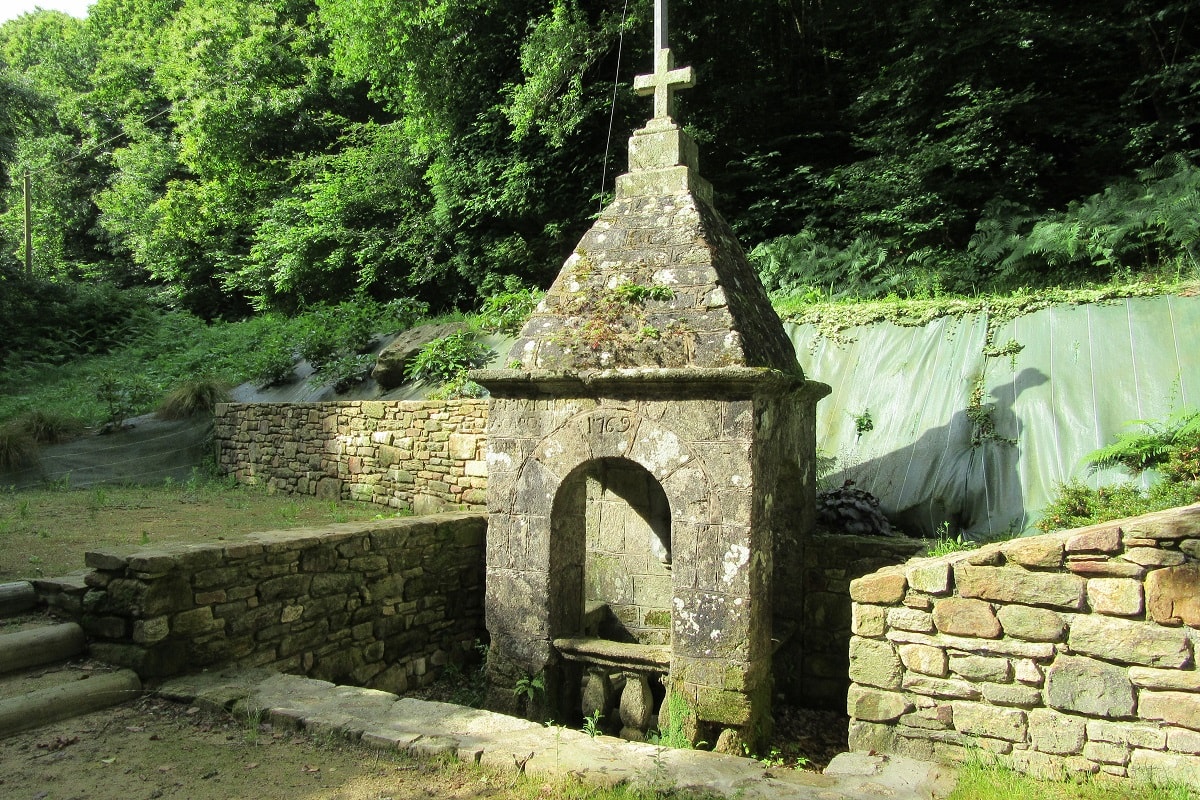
(0, 696, 531, 800)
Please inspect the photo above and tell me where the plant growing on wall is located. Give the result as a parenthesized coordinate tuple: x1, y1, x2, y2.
(546, 270, 692, 368)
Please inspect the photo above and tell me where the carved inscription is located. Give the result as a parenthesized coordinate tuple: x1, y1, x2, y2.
(587, 413, 633, 435)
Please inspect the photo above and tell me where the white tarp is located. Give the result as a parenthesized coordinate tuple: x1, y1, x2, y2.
(788, 294, 1200, 539)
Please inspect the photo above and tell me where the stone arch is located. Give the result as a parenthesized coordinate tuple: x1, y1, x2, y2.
(549, 456, 673, 643)
(505, 407, 716, 642)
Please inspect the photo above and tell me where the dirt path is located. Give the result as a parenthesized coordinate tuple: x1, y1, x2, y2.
(0, 697, 522, 800)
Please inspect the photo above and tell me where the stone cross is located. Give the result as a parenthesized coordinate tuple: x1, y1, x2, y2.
(633, 0, 695, 121)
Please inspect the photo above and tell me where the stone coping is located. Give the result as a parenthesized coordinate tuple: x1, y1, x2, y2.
(552, 637, 671, 672)
(155, 668, 955, 799)
(472, 366, 829, 400)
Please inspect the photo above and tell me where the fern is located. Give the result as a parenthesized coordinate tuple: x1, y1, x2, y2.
(1086, 409, 1200, 474)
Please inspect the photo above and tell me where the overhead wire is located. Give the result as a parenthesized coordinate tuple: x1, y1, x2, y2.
(598, 0, 632, 215)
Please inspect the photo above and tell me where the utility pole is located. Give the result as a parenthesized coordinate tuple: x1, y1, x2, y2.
(23, 169, 32, 279)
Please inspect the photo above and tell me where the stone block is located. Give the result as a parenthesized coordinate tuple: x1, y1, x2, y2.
(1068, 614, 1192, 668)
(955, 565, 1086, 610)
(1140, 690, 1200, 731)
(886, 628, 1055, 659)
(952, 701, 1027, 742)
(932, 597, 1001, 638)
(996, 605, 1065, 642)
(1128, 666, 1200, 692)
(887, 607, 935, 633)
(1168, 727, 1200, 754)
(949, 654, 1011, 682)
(1066, 525, 1122, 554)
(1124, 547, 1186, 567)
(1129, 749, 1200, 789)
(903, 675, 982, 700)
(906, 561, 952, 595)
(1029, 708, 1085, 755)
(847, 685, 913, 722)
(1068, 559, 1146, 579)
(1015, 659, 1044, 686)
(899, 705, 953, 731)
(1124, 510, 1200, 540)
(849, 572, 907, 605)
(981, 682, 1042, 707)
(1087, 719, 1167, 750)
(899, 643, 948, 677)
(1009, 749, 1099, 780)
(1001, 536, 1064, 568)
(1046, 655, 1134, 718)
(852, 604, 886, 637)
(848, 636, 903, 689)
(1146, 563, 1200, 627)
(1083, 740, 1130, 766)
(1086, 578, 1144, 617)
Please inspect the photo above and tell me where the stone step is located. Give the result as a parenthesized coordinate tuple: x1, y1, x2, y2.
(0, 581, 37, 617)
(0, 622, 86, 675)
(0, 667, 141, 738)
(0, 617, 143, 738)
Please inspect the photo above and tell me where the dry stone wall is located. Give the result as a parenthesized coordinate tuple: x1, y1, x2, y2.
(784, 533, 925, 708)
(847, 503, 1200, 787)
(214, 401, 488, 513)
(79, 514, 487, 693)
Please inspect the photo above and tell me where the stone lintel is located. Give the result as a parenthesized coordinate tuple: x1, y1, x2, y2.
(472, 367, 823, 402)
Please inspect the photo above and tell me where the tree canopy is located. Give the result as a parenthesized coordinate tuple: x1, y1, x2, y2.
(1, 0, 1197, 320)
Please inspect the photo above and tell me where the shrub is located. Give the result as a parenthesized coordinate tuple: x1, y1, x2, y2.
(1037, 407, 1200, 533)
(8, 409, 85, 444)
(96, 371, 156, 432)
(249, 337, 297, 388)
(0, 423, 37, 470)
(405, 332, 494, 384)
(477, 285, 543, 335)
(312, 353, 375, 394)
(156, 379, 231, 419)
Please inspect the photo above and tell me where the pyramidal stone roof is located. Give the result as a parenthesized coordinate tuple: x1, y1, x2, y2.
(507, 117, 799, 377)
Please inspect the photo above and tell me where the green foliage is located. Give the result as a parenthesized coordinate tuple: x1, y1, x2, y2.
(949, 750, 1199, 800)
(852, 409, 873, 436)
(247, 337, 297, 389)
(1038, 408, 1200, 533)
(612, 282, 674, 304)
(512, 672, 545, 704)
(405, 332, 494, 385)
(476, 281, 543, 335)
(95, 369, 156, 431)
(0, 422, 37, 470)
(6, 408, 84, 444)
(314, 352, 375, 394)
(1085, 410, 1200, 475)
(647, 692, 696, 751)
(925, 523, 978, 557)
(156, 378, 231, 420)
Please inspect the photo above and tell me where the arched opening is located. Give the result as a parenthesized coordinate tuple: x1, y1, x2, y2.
(550, 457, 672, 644)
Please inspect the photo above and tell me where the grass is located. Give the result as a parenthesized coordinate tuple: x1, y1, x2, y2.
(0, 478, 397, 580)
(949, 756, 1197, 800)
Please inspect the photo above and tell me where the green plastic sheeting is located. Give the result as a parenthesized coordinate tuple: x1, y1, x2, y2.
(787, 294, 1200, 539)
